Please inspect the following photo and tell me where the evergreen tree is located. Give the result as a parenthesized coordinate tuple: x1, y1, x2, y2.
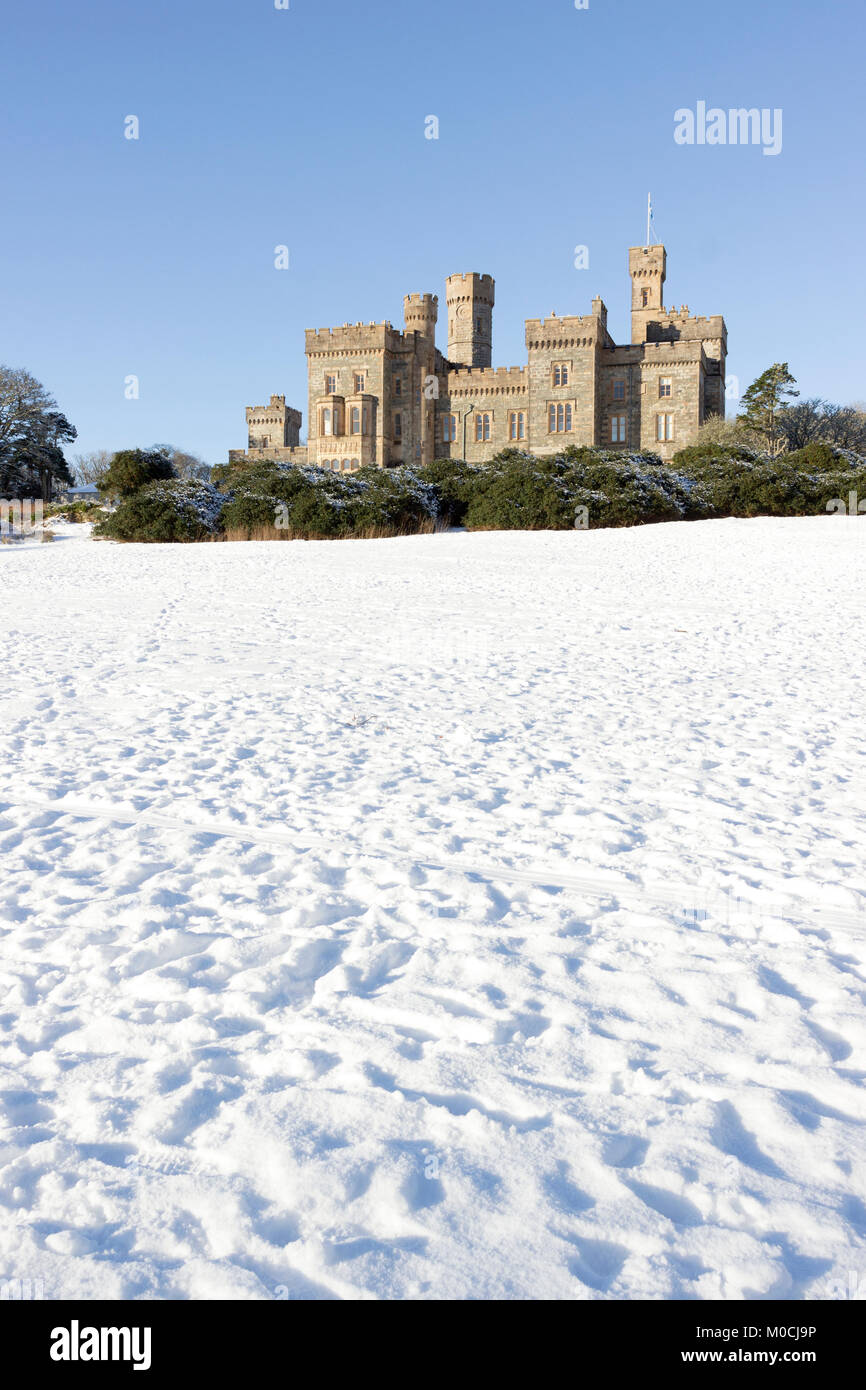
(101, 448, 176, 498)
(0, 366, 77, 498)
(738, 363, 799, 456)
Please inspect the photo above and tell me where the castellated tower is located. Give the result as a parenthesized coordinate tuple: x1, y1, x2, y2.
(403, 292, 438, 342)
(446, 273, 495, 367)
(629, 244, 667, 343)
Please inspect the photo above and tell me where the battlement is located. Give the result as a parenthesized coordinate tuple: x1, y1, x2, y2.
(445, 364, 527, 397)
(653, 308, 725, 330)
(447, 365, 526, 381)
(404, 293, 438, 308)
(445, 272, 495, 300)
(305, 322, 397, 351)
(525, 313, 597, 334)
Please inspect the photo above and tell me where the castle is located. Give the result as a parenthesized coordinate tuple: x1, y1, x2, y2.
(228, 243, 726, 472)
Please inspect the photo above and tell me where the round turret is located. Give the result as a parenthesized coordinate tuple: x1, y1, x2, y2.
(445, 273, 495, 367)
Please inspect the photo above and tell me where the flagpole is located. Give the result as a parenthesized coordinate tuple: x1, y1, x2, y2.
(646, 193, 651, 247)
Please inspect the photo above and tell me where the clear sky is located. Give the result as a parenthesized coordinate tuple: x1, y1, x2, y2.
(2, 0, 864, 463)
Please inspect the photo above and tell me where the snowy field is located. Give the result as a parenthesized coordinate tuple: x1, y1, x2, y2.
(1, 516, 865, 1302)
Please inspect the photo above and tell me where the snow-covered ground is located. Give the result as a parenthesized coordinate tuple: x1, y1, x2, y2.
(1, 517, 864, 1301)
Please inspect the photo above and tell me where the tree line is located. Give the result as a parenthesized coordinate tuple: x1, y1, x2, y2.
(0, 363, 210, 500)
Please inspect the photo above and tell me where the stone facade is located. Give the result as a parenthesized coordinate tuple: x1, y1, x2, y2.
(229, 244, 726, 470)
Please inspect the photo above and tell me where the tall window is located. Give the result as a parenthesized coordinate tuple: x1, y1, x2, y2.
(394, 377, 402, 396)
(613, 380, 625, 401)
(476, 319, 483, 334)
(351, 407, 361, 434)
(325, 375, 336, 394)
(611, 416, 626, 443)
(553, 363, 569, 387)
(442, 414, 457, 442)
(475, 413, 491, 442)
(362, 406, 370, 434)
(641, 288, 649, 307)
(322, 407, 332, 436)
(394, 412, 402, 440)
(509, 411, 526, 441)
(548, 403, 573, 433)
(354, 373, 365, 393)
(656, 413, 674, 441)
(659, 377, 672, 398)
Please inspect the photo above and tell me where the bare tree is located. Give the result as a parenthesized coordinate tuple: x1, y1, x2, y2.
(151, 444, 212, 482)
(778, 399, 866, 453)
(71, 449, 113, 487)
(695, 414, 763, 451)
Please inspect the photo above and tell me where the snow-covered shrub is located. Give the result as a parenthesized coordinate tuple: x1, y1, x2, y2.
(94, 479, 226, 542)
(219, 462, 440, 539)
(460, 448, 706, 530)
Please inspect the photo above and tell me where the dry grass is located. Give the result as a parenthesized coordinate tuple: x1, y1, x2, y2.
(219, 518, 441, 543)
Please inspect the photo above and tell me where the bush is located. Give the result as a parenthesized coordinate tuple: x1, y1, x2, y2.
(101, 448, 176, 497)
(461, 449, 706, 530)
(94, 479, 226, 542)
(93, 443, 866, 543)
(672, 441, 763, 469)
(220, 463, 441, 539)
(45, 500, 105, 522)
(675, 453, 866, 518)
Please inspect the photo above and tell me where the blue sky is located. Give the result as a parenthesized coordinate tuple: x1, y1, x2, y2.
(1, 0, 863, 462)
